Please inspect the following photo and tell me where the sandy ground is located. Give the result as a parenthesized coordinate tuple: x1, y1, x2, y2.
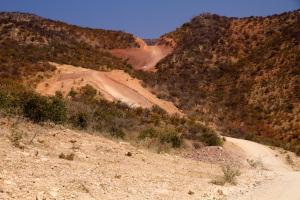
(110, 38, 173, 71)
(226, 137, 300, 200)
(0, 117, 299, 200)
(36, 63, 182, 115)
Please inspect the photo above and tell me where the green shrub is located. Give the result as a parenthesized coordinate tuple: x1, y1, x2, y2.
(79, 84, 97, 102)
(109, 126, 125, 139)
(151, 105, 167, 115)
(159, 129, 182, 148)
(202, 132, 224, 146)
(68, 87, 77, 98)
(211, 165, 241, 186)
(23, 94, 66, 123)
(49, 96, 67, 123)
(73, 113, 88, 129)
(138, 128, 158, 140)
(221, 165, 241, 184)
(187, 123, 223, 146)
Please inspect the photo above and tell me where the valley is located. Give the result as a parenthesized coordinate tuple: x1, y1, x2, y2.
(0, 9, 299, 200)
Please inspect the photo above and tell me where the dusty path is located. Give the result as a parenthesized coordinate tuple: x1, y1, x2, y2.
(36, 63, 182, 115)
(110, 38, 173, 71)
(226, 137, 300, 200)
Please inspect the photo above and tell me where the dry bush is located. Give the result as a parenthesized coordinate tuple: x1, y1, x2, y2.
(247, 158, 264, 169)
(9, 126, 25, 149)
(59, 152, 75, 161)
(285, 155, 294, 166)
(211, 165, 241, 185)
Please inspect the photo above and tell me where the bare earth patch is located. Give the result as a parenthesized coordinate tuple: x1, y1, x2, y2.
(36, 62, 182, 115)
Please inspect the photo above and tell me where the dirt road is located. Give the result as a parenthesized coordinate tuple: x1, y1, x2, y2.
(110, 38, 173, 71)
(226, 137, 300, 200)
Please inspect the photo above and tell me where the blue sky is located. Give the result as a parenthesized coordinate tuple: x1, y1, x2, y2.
(1, 0, 299, 38)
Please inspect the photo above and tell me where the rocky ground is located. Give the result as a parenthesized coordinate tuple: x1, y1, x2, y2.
(0, 117, 299, 200)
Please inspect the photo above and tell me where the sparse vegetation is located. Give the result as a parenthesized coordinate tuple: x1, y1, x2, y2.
(212, 165, 241, 185)
(0, 12, 139, 79)
(247, 158, 263, 169)
(23, 94, 67, 123)
(136, 10, 300, 155)
(0, 79, 222, 150)
(286, 155, 294, 166)
(9, 126, 24, 149)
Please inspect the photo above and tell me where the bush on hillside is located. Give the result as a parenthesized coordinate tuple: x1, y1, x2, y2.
(72, 112, 88, 129)
(23, 94, 66, 123)
(159, 128, 182, 148)
(186, 123, 223, 146)
(109, 125, 125, 139)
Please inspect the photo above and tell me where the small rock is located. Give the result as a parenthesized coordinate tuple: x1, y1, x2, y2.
(188, 190, 194, 195)
(125, 152, 132, 157)
(37, 139, 44, 143)
(69, 139, 77, 143)
(217, 189, 224, 195)
(36, 191, 46, 200)
(115, 175, 121, 179)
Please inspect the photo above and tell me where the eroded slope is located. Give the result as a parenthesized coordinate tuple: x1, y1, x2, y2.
(36, 63, 182, 115)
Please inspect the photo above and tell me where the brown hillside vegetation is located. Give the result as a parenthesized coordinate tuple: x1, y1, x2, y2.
(0, 12, 138, 49)
(0, 12, 138, 78)
(137, 10, 300, 154)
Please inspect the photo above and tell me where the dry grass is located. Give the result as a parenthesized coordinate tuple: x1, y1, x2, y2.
(211, 165, 241, 185)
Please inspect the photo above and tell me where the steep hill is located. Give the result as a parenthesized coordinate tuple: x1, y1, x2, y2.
(0, 12, 138, 49)
(0, 12, 138, 78)
(137, 10, 300, 154)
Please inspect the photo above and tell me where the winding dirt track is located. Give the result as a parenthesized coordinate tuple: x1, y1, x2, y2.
(226, 137, 300, 200)
(36, 63, 182, 115)
(110, 38, 173, 71)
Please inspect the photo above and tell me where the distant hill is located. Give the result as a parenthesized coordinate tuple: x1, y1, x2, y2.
(138, 10, 300, 154)
(143, 39, 159, 46)
(0, 12, 139, 78)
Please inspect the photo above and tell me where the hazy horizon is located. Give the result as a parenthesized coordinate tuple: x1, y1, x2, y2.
(1, 0, 299, 38)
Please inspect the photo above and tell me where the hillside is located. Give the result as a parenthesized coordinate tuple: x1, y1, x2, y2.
(0, 12, 139, 78)
(137, 10, 300, 154)
(0, 12, 228, 155)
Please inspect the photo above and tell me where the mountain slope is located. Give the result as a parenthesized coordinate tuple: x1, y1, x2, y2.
(0, 12, 138, 49)
(137, 10, 300, 154)
(0, 12, 138, 78)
